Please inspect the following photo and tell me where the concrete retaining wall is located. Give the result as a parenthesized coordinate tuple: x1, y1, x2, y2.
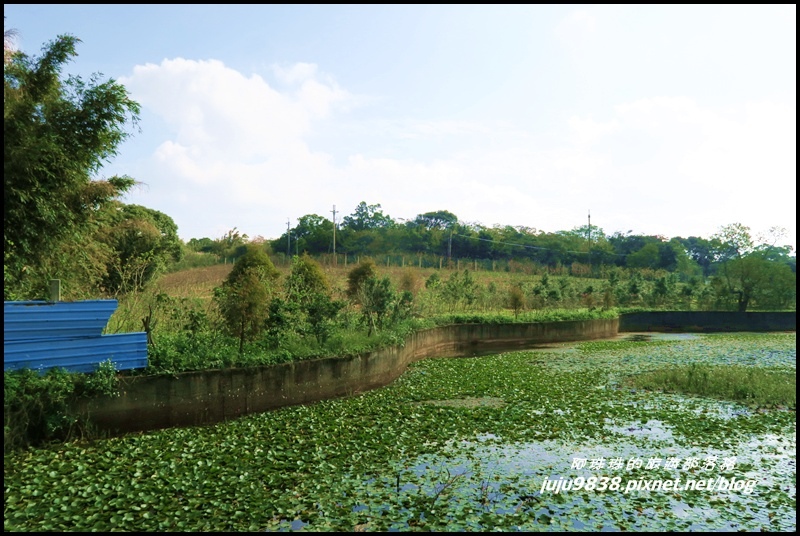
(619, 311, 796, 332)
(73, 312, 795, 436)
(76, 318, 619, 435)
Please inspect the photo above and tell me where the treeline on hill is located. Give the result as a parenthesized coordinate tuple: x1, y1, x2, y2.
(182, 203, 796, 312)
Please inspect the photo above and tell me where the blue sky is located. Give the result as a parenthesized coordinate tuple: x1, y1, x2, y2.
(5, 5, 796, 250)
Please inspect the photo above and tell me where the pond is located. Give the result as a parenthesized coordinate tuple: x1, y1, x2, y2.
(360, 406, 795, 531)
(3, 332, 795, 532)
(328, 332, 796, 531)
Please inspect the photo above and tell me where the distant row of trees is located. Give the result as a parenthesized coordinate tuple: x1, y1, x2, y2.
(182, 207, 795, 312)
(185, 202, 795, 281)
(201, 240, 794, 362)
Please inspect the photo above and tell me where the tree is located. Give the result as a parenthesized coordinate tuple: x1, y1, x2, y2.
(4, 20, 18, 64)
(275, 214, 333, 255)
(225, 244, 279, 283)
(341, 202, 394, 231)
(4, 32, 140, 299)
(678, 236, 722, 277)
(211, 228, 248, 262)
(95, 203, 183, 294)
(286, 253, 330, 301)
(357, 276, 396, 336)
(752, 261, 796, 310)
(186, 237, 215, 253)
(714, 223, 756, 260)
(568, 224, 606, 243)
(413, 210, 457, 230)
(508, 284, 525, 318)
(284, 253, 343, 343)
(214, 245, 280, 355)
(649, 275, 675, 307)
(440, 270, 478, 312)
(626, 243, 660, 270)
(712, 224, 796, 311)
(346, 258, 378, 301)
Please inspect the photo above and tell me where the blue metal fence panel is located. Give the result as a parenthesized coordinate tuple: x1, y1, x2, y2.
(4, 333, 148, 373)
(3, 299, 148, 374)
(4, 300, 118, 341)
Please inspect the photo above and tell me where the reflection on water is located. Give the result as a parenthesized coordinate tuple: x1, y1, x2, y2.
(273, 333, 795, 532)
(351, 410, 796, 532)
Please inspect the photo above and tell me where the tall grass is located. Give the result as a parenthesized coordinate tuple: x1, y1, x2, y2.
(165, 251, 222, 273)
(627, 364, 796, 408)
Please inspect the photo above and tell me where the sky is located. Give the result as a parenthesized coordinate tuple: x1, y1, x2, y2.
(5, 5, 797, 251)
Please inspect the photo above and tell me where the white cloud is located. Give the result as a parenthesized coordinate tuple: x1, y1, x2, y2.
(563, 96, 796, 241)
(272, 62, 318, 85)
(568, 115, 620, 145)
(118, 58, 352, 238)
(119, 58, 795, 250)
(121, 58, 352, 161)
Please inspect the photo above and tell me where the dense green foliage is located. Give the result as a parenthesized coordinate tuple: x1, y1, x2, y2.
(95, 203, 183, 294)
(4, 333, 795, 531)
(138, 308, 617, 375)
(283, 254, 344, 344)
(213, 246, 280, 354)
(3, 360, 119, 452)
(711, 224, 796, 312)
(107, 248, 792, 379)
(346, 257, 378, 300)
(4, 33, 142, 300)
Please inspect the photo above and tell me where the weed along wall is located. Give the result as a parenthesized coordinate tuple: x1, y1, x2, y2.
(75, 318, 620, 436)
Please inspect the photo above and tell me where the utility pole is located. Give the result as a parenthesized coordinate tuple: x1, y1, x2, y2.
(331, 204, 337, 266)
(587, 209, 591, 241)
(287, 218, 291, 258)
(448, 228, 453, 268)
(587, 209, 594, 267)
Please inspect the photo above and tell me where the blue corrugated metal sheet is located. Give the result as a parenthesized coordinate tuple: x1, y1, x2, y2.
(4, 300, 118, 341)
(3, 300, 148, 374)
(4, 333, 148, 373)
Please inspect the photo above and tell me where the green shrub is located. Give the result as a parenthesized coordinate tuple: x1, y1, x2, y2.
(3, 360, 119, 452)
(215, 245, 280, 355)
(346, 258, 377, 301)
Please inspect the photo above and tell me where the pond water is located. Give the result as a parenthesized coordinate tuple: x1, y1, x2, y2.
(387, 414, 796, 531)
(331, 332, 797, 532)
